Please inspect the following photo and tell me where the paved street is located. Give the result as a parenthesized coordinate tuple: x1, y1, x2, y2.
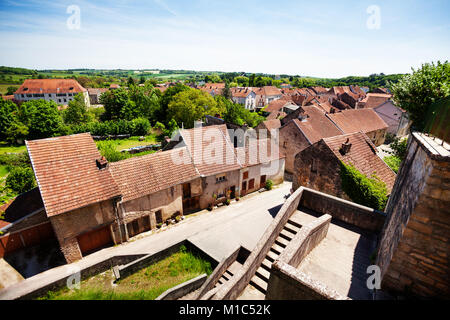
(0, 182, 292, 299)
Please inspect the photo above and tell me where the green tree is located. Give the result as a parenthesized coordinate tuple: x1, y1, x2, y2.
(20, 100, 64, 139)
(0, 100, 19, 140)
(6, 167, 36, 194)
(222, 82, 232, 100)
(64, 93, 90, 124)
(127, 76, 135, 87)
(100, 88, 130, 120)
(168, 89, 223, 128)
(6, 86, 18, 95)
(158, 84, 190, 124)
(391, 61, 449, 131)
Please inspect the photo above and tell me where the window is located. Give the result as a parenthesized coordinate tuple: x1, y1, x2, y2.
(242, 181, 247, 191)
(249, 179, 255, 190)
(260, 175, 267, 186)
(243, 171, 249, 180)
(216, 174, 226, 183)
(155, 210, 163, 224)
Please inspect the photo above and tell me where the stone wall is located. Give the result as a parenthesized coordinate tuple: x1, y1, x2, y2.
(49, 199, 117, 263)
(376, 133, 449, 298)
(266, 261, 346, 300)
(293, 141, 345, 198)
(199, 170, 240, 209)
(301, 188, 386, 233)
(279, 121, 311, 173)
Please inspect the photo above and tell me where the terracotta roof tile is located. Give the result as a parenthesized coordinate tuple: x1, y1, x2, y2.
(109, 148, 199, 202)
(179, 125, 242, 176)
(235, 138, 286, 168)
(15, 79, 86, 95)
(359, 93, 392, 109)
(323, 132, 396, 192)
(26, 133, 121, 217)
(327, 109, 389, 134)
(292, 105, 343, 143)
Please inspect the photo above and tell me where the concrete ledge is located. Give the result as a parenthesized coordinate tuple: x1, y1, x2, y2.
(278, 214, 331, 268)
(116, 240, 218, 281)
(266, 260, 347, 300)
(301, 188, 386, 233)
(156, 274, 207, 300)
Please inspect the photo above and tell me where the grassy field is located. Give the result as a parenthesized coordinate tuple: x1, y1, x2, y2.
(39, 246, 212, 300)
(0, 84, 19, 95)
(107, 135, 159, 152)
(0, 144, 26, 154)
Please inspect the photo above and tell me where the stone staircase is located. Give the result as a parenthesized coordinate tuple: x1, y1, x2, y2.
(248, 218, 302, 295)
(214, 261, 243, 289)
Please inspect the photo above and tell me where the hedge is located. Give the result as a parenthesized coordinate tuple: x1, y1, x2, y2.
(340, 162, 388, 211)
(70, 118, 150, 137)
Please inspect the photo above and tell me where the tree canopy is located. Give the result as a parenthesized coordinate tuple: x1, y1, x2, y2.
(391, 61, 449, 131)
(168, 89, 224, 128)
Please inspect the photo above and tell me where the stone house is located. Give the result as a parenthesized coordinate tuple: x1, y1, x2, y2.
(14, 79, 90, 107)
(26, 133, 122, 263)
(23, 126, 285, 264)
(326, 108, 389, 146)
(361, 100, 411, 137)
(292, 132, 397, 200)
(87, 88, 108, 105)
(235, 139, 285, 196)
(279, 105, 343, 173)
(230, 87, 257, 110)
(109, 147, 201, 239)
(254, 86, 282, 108)
(255, 119, 282, 139)
(327, 85, 366, 108)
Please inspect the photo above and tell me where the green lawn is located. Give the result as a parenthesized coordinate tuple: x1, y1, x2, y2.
(38, 246, 212, 300)
(0, 144, 26, 154)
(109, 135, 158, 152)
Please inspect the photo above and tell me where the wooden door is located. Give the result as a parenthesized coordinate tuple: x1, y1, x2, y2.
(77, 225, 113, 255)
(260, 175, 267, 187)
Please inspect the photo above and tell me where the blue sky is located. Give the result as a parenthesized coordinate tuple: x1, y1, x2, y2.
(0, 0, 449, 77)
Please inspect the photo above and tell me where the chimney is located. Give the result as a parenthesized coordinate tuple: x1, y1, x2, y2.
(96, 156, 108, 170)
(340, 138, 352, 155)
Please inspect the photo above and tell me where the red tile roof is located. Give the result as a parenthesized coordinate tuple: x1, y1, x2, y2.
(291, 105, 343, 144)
(327, 109, 389, 134)
(26, 133, 121, 217)
(231, 87, 254, 98)
(15, 79, 86, 95)
(255, 86, 282, 97)
(109, 148, 199, 202)
(235, 138, 285, 168)
(322, 132, 396, 192)
(359, 93, 392, 109)
(259, 119, 282, 132)
(179, 125, 242, 176)
(264, 99, 297, 113)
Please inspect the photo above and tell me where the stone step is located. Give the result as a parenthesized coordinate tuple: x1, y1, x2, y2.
(255, 266, 271, 282)
(270, 243, 285, 255)
(221, 273, 230, 281)
(275, 236, 290, 248)
(266, 250, 280, 262)
(279, 229, 296, 241)
(283, 223, 300, 235)
(250, 274, 268, 294)
(225, 269, 234, 278)
(287, 219, 302, 229)
(227, 261, 243, 276)
(261, 258, 273, 272)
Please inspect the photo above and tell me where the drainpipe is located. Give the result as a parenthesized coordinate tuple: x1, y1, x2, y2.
(113, 197, 125, 243)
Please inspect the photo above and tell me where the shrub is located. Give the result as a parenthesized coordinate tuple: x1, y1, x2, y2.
(6, 167, 36, 194)
(0, 152, 30, 167)
(265, 179, 274, 190)
(384, 155, 402, 173)
(389, 137, 408, 160)
(340, 162, 388, 211)
(96, 140, 130, 162)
